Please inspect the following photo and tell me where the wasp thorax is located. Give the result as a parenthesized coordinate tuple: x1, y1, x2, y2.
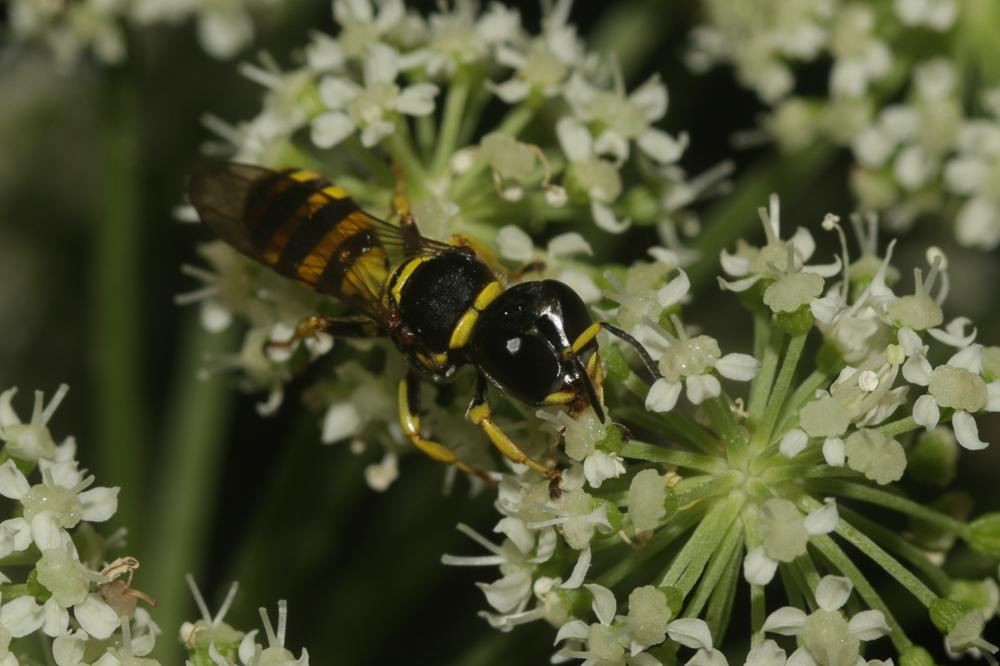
(657, 335, 721, 382)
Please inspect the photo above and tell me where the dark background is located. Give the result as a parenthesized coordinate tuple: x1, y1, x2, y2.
(1, 0, 998, 662)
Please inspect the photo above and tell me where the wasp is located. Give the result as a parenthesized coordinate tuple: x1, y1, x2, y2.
(187, 163, 656, 494)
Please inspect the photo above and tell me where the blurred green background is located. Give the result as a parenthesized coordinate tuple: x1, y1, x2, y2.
(1, 0, 998, 663)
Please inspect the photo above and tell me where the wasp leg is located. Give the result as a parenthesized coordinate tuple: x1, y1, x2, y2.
(507, 260, 546, 281)
(599, 322, 661, 381)
(399, 371, 495, 486)
(466, 373, 563, 497)
(390, 164, 424, 257)
(266, 314, 381, 350)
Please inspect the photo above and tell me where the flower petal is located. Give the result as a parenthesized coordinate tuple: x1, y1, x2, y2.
(779, 429, 809, 458)
(815, 575, 852, 611)
(913, 394, 940, 430)
(656, 270, 690, 308)
(645, 379, 681, 413)
(743, 546, 778, 586)
(395, 83, 439, 116)
(591, 201, 631, 234)
(716, 353, 761, 381)
(666, 617, 713, 650)
(311, 112, 355, 149)
(686, 374, 721, 405)
(822, 437, 845, 466)
(0, 460, 29, 500)
(804, 498, 839, 535)
(762, 606, 807, 636)
(79, 486, 119, 523)
(584, 583, 617, 626)
(75, 595, 119, 640)
(848, 609, 890, 641)
(953, 410, 988, 450)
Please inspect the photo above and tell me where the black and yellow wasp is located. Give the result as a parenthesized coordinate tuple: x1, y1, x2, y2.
(187, 163, 656, 493)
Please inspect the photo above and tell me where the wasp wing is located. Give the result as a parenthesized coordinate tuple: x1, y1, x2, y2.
(187, 162, 456, 318)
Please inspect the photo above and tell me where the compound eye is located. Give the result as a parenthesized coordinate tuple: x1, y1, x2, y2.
(479, 330, 561, 404)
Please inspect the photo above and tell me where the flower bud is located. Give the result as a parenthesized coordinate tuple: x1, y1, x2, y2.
(907, 427, 958, 488)
(967, 512, 1000, 558)
(774, 304, 816, 335)
(623, 185, 661, 225)
(929, 597, 968, 634)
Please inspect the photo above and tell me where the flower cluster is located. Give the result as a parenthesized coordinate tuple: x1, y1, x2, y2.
(182, 578, 308, 666)
(0, 384, 158, 664)
(690, 0, 1000, 249)
(0, 384, 312, 665)
(444, 196, 1000, 664)
(182, 0, 714, 486)
(4, 0, 275, 66)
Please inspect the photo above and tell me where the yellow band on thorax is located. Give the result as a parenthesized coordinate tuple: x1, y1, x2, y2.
(448, 281, 504, 350)
(391, 256, 432, 305)
(289, 169, 322, 182)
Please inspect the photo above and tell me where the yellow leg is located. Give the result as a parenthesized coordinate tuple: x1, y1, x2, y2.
(398, 374, 494, 485)
(266, 314, 379, 351)
(467, 375, 562, 497)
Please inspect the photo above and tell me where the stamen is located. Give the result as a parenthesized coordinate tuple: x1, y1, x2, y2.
(258, 606, 278, 647)
(276, 600, 288, 647)
(823, 214, 851, 301)
(42, 384, 69, 425)
(213, 581, 239, 625)
(186, 574, 213, 623)
(455, 523, 504, 555)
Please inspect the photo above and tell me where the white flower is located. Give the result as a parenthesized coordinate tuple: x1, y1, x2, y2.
(491, 0, 581, 102)
(719, 195, 840, 295)
(398, 2, 521, 77)
(645, 322, 759, 411)
(557, 117, 630, 233)
(237, 601, 309, 666)
(0, 459, 118, 551)
(744, 499, 839, 585)
(311, 43, 439, 149)
(565, 71, 688, 166)
(763, 576, 889, 665)
(0, 383, 72, 462)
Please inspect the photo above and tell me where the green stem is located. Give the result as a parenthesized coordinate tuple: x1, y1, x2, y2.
(811, 534, 913, 652)
(619, 440, 726, 474)
(93, 65, 145, 533)
(751, 313, 769, 367)
(805, 479, 970, 536)
(800, 498, 936, 606)
(702, 395, 749, 464)
(596, 506, 704, 588)
(747, 326, 784, 426)
(683, 515, 743, 616)
(140, 318, 238, 665)
(431, 76, 471, 176)
(704, 530, 743, 640)
(660, 494, 744, 591)
(744, 529, 767, 645)
(753, 332, 808, 449)
(384, 125, 427, 191)
(348, 136, 395, 186)
(875, 416, 920, 438)
(614, 404, 719, 457)
(838, 506, 952, 595)
(415, 113, 435, 161)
